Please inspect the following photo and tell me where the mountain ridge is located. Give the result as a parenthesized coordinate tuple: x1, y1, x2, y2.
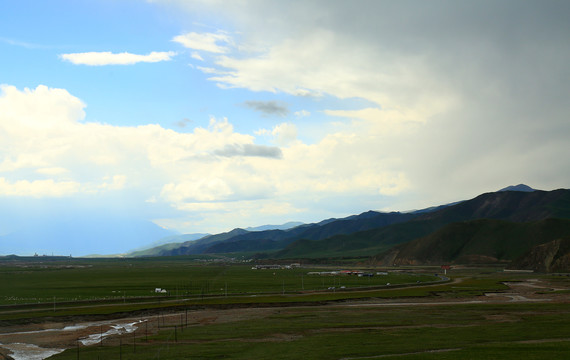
(129, 185, 570, 269)
(273, 188, 570, 260)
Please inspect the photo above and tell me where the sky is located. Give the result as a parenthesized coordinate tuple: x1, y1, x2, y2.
(1, 0, 569, 255)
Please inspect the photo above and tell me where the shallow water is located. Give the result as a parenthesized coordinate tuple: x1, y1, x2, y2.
(0, 342, 64, 360)
(79, 320, 145, 346)
(0, 319, 145, 359)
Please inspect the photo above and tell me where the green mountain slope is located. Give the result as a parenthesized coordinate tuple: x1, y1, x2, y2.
(140, 211, 417, 256)
(275, 189, 570, 259)
(509, 237, 570, 272)
(375, 218, 570, 265)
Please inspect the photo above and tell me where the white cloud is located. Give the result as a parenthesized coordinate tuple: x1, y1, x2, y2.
(5, 0, 570, 233)
(272, 123, 297, 146)
(0, 85, 286, 203)
(255, 122, 298, 146)
(172, 32, 231, 53)
(201, 29, 455, 118)
(155, 1, 570, 213)
(98, 175, 127, 191)
(0, 178, 80, 197)
(294, 110, 310, 118)
(59, 51, 176, 66)
(36, 167, 69, 175)
(0, 84, 85, 130)
(196, 66, 220, 74)
(191, 52, 204, 61)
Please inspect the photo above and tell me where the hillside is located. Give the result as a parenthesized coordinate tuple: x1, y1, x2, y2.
(131, 187, 570, 263)
(509, 237, 570, 272)
(374, 218, 570, 266)
(415, 189, 570, 224)
(275, 188, 570, 259)
(139, 211, 417, 256)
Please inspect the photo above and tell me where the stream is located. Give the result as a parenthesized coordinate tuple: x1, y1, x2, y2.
(0, 319, 146, 360)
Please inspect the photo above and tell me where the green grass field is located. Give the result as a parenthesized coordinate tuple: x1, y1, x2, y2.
(48, 301, 570, 360)
(0, 257, 438, 305)
(2, 257, 569, 359)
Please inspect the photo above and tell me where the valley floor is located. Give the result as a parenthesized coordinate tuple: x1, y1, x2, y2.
(1, 275, 569, 359)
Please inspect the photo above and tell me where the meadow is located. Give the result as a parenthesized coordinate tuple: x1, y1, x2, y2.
(0, 257, 436, 315)
(50, 295, 570, 360)
(1, 257, 569, 359)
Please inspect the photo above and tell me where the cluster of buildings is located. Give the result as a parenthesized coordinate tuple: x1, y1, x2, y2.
(251, 263, 301, 270)
(307, 270, 389, 277)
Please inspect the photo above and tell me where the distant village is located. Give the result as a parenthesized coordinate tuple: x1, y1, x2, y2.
(251, 264, 389, 277)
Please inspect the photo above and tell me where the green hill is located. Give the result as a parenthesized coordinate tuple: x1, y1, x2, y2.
(274, 189, 570, 260)
(375, 218, 570, 265)
(509, 237, 570, 272)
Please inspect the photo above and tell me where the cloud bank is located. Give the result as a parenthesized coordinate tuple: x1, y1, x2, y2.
(3, 0, 569, 241)
(163, 0, 570, 208)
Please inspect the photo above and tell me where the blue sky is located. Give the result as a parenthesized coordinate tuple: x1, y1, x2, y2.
(1, 0, 569, 255)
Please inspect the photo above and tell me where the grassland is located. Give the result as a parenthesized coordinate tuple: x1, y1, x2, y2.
(49, 298, 570, 359)
(1, 257, 569, 359)
(0, 257, 438, 319)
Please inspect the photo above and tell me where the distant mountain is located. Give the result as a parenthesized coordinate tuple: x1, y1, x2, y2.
(129, 187, 570, 262)
(245, 222, 304, 232)
(128, 233, 209, 257)
(499, 184, 536, 192)
(154, 228, 251, 256)
(276, 188, 570, 259)
(137, 211, 418, 257)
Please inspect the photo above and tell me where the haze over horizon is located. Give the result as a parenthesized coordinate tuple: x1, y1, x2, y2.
(1, 1, 569, 256)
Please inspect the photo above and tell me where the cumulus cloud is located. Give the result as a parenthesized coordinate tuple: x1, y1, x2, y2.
(0, 85, 286, 204)
(0, 83, 413, 230)
(243, 100, 289, 117)
(157, 0, 570, 212)
(0, 84, 85, 129)
(0, 178, 80, 197)
(98, 175, 127, 191)
(255, 122, 298, 146)
(5, 0, 570, 233)
(60, 51, 176, 66)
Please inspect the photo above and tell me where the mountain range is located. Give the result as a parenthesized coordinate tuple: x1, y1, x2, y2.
(134, 185, 570, 271)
